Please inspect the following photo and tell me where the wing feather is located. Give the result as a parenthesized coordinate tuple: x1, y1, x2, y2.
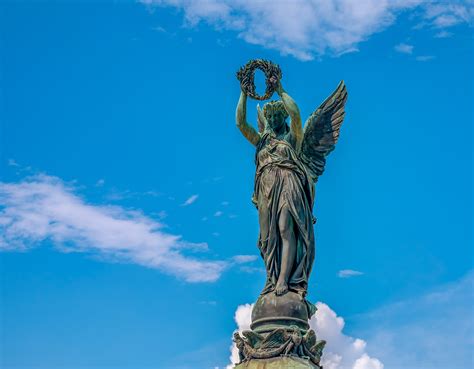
(259, 328, 287, 349)
(300, 81, 348, 181)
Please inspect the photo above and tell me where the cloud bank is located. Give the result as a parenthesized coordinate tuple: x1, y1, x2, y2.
(226, 271, 474, 368)
(227, 302, 383, 369)
(141, 0, 473, 60)
(0, 174, 226, 282)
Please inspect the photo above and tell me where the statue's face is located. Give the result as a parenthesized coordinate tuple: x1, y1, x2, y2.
(265, 110, 285, 131)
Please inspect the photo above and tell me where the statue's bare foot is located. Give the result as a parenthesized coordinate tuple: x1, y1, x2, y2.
(275, 280, 288, 295)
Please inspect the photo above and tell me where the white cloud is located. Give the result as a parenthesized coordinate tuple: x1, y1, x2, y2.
(353, 354, 383, 369)
(415, 55, 435, 62)
(226, 302, 383, 369)
(311, 303, 383, 369)
(227, 303, 253, 369)
(423, 2, 473, 28)
(214, 211, 223, 217)
(221, 272, 473, 368)
(338, 269, 364, 278)
(232, 254, 258, 264)
(140, 0, 473, 61)
(239, 265, 265, 274)
(0, 174, 226, 282)
(394, 42, 414, 54)
(142, 0, 415, 60)
(182, 194, 199, 206)
(434, 30, 453, 38)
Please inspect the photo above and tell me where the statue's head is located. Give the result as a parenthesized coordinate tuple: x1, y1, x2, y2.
(263, 100, 288, 131)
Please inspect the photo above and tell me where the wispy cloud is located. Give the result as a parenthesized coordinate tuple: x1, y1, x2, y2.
(151, 25, 167, 33)
(338, 269, 364, 278)
(0, 174, 225, 282)
(155, 210, 167, 219)
(434, 30, 453, 38)
(394, 42, 414, 54)
(232, 254, 258, 264)
(142, 0, 413, 60)
(141, 1, 473, 61)
(239, 265, 265, 274)
(7, 159, 19, 167)
(423, 3, 473, 28)
(415, 55, 435, 62)
(182, 194, 199, 206)
(214, 211, 223, 217)
(358, 271, 474, 368)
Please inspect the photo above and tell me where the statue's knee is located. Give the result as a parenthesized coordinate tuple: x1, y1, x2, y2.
(279, 221, 293, 239)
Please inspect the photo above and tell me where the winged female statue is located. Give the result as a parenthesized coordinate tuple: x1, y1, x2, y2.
(236, 72, 347, 298)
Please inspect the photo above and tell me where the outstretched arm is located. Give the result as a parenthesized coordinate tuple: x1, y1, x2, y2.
(236, 91, 260, 146)
(277, 82, 303, 148)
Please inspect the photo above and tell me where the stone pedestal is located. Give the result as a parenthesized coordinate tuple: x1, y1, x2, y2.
(235, 356, 321, 369)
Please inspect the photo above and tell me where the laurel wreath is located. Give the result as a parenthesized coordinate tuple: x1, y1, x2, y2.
(236, 59, 282, 101)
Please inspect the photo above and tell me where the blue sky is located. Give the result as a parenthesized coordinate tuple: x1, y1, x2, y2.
(0, 1, 472, 369)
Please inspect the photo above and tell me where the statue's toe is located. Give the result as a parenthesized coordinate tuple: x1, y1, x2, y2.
(275, 281, 288, 295)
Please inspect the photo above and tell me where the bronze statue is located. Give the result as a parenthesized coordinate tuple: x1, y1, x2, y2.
(233, 60, 348, 368)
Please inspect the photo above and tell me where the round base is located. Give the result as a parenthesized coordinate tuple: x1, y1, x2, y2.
(251, 291, 311, 333)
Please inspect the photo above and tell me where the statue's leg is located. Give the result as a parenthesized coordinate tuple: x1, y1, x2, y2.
(275, 207, 296, 296)
(258, 202, 269, 247)
(258, 201, 274, 291)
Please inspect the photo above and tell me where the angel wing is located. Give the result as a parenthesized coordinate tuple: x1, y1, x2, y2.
(259, 328, 288, 349)
(303, 329, 316, 347)
(242, 330, 264, 348)
(300, 81, 348, 182)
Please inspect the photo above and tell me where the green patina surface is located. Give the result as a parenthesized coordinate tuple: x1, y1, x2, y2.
(233, 59, 348, 367)
(235, 356, 319, 369)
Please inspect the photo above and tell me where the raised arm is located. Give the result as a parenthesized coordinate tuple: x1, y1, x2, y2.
(236, 91, 260, 146)
(277, 82, 303, 148)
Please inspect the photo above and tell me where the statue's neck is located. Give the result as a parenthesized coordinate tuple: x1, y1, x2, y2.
(269, 125, 286, 138)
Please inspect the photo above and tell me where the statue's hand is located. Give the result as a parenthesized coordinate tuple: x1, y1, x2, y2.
(270, 77, 283, 96)
(269, 75, 280, 91)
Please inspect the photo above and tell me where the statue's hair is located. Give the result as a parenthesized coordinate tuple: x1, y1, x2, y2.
(263, 100, 289, 120)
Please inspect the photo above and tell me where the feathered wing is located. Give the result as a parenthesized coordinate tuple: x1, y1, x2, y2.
(299, 81, 348, 182)
(259, 328, 288, 349)
(242, 330, 264, 348)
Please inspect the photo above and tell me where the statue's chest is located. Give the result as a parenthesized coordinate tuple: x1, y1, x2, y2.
(258, 140, 292, 163)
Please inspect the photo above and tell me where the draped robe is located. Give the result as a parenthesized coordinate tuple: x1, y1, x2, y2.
(253, 132, 315, 296)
